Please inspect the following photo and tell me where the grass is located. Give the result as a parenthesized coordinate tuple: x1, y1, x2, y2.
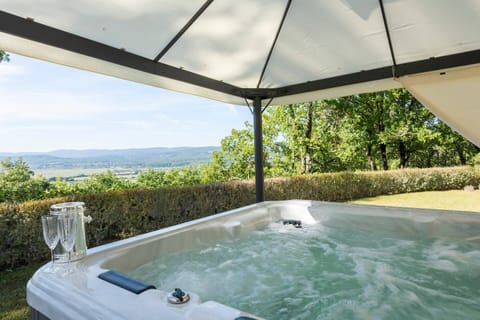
(1, 190, 479, 320)
(0, 263, 43, 320)
(349, 189, 480, 212)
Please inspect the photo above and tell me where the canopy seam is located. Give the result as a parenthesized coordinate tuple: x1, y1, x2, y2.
(256, 0, 292, 89)
(378, 0, 398, 78)
(154, 0, 214, 62)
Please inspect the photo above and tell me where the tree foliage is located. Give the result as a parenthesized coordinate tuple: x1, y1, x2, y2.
(137, 167, 202, 187)
(0, 158, 50, 203)
(0, 50, 9, 63)
(211, 89, 479, 180)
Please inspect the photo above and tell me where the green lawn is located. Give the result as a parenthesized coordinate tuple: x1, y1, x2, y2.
(1, 190, 479, 320)
(0, 263, 42, 320)
(349, 189, 480, 212)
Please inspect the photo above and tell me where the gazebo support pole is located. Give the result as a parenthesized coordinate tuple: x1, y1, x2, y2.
(253, 96, 264, 203)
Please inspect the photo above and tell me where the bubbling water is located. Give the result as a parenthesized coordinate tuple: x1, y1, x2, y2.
(129, 222, 480, 320)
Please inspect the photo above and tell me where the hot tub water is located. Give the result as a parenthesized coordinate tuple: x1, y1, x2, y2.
(129, 222, 480, 320)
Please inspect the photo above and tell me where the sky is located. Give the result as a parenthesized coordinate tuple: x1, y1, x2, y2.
(0, 53, 252, 153)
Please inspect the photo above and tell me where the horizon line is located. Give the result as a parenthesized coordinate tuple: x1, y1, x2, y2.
(0, 145, 221, 154)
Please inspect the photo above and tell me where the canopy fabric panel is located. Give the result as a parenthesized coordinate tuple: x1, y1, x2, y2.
(0, 0, 207, 59)
(386, 0, 480, 65)
(1, 0, 480, 143)
(161, 0, 288, 88)
(400, 64, 480, 147)
(260, 0, 393, 88)
(0, 31, 247, 105)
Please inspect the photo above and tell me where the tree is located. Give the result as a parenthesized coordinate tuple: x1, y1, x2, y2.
(199, 152, 228, 183)
(0, 158, 50, 203)
(424, 121, 480, 167)
(0, 50, 9, 63)
(378, 89, 437, 169)
(137, 169, 167, 188)
(214, 124, 256, 180)
(329, 89, 475, 170)
(162, 167, 202, 186)
(215, 89, 479, 177)
(80, 170, 134, 193)
(332, 93, 391, 170)
(138, 166, 206, 187)
(263, 101, 347, 175)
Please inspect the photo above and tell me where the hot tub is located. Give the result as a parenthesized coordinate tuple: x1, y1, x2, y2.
(27, 200, 480, 319)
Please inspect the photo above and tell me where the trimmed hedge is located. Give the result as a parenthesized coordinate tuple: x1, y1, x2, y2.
(1, 166, 478, 270)
(266, 166, 480, 201)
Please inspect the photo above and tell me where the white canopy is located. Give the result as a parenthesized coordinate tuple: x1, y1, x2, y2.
(1, 0, 479, 146)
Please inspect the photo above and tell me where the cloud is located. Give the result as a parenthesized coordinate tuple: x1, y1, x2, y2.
(0, 54, 252, 152)
(226, 104, 242, 116)
(107, 120, 156, 131)
(1, 90, 113, 122)
(0, 64, 28, 82)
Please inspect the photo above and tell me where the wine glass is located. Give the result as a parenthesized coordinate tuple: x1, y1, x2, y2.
(57, 214, 77, 274)
(41, 215, 59, 272)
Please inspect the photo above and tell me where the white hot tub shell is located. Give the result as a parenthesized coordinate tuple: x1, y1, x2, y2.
(27, 200, 480, 320)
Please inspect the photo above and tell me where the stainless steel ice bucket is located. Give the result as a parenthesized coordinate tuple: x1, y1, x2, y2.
(50, 202, 91, 262)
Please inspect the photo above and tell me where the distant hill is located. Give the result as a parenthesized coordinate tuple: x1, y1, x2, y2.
(0, 146, 220, 169)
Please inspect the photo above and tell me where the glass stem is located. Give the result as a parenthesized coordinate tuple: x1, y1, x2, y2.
(51, 249, 55, 268)
(68, 251, 71, 272)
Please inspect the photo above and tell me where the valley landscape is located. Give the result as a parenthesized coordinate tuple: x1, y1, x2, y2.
(0, 146, 219, 180)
